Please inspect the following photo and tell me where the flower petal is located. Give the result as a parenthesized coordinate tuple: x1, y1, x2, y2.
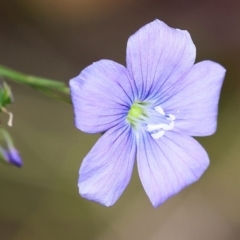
(163, 61, 226, 136)
(79, 123, 136, 206)
(126, 19, 196, 101)
(137, 130, 209, 207)
(70, 60, 135, 133)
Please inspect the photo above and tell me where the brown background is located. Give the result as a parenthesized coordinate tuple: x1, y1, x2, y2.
(1, 0, 240, 239)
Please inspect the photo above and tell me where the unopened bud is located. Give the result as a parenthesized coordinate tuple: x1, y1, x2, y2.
(0, 128, 22, 167)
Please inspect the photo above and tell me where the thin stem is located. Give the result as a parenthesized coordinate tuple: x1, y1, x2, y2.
(33, 86, 72, 104)
(0, 64, 70, 95)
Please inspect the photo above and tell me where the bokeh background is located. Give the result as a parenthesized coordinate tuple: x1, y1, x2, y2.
(0, 0, 240, 239)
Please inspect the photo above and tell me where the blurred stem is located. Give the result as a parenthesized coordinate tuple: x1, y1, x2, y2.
(33, 86, 72, 104)
(0, 64, 71, 102)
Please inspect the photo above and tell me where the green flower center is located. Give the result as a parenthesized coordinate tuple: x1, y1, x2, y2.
(128, 105, 143, 118)
(127, 102, 146, 127)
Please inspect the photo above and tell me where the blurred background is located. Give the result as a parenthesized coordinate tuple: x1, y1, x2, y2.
(0, 0, 240, 239)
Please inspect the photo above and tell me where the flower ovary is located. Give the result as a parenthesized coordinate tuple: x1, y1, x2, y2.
(127, 102, 146, 127)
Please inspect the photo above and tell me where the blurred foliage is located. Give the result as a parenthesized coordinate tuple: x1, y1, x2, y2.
(0, 81, 13, 108)
(0, 65, 71, 104)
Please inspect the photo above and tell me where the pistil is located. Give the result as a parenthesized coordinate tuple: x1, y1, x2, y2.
(127, 102, 175, 139)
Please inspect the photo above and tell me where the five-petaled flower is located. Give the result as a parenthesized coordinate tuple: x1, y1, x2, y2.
(70, 19, 226, 207)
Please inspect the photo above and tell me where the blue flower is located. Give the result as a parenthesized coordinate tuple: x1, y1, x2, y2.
(70, 20, 226, 207)
(0, 128, 22, 167)
(0, 147, 22, 167)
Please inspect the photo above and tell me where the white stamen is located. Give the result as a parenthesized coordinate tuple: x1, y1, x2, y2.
(154, 106, 165, 115)
(151, 130, 165, 139)
(167, 114, 176, 121)
(147, 105, 175, 140)
(147, 123, 171, 131)
(167, 120, 174, 130)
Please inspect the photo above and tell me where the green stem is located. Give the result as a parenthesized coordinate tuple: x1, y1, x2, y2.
(33, 86, 72, 104)
(0, 64, 70, 95)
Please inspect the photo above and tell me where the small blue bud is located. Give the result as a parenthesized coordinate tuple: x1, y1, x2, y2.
(0, 128, 22, 167)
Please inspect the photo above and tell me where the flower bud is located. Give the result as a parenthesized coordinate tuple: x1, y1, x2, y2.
(0, 128, 22, 167)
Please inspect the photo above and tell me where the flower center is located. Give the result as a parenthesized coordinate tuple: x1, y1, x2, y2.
(128, 105, 143, 119)
(127, 102, 146, 127)
(127, 102, 175, 139)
